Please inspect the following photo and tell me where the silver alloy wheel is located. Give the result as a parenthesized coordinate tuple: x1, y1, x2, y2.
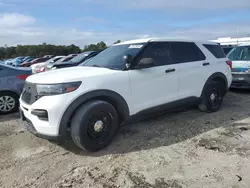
(0, 96, 16, 112)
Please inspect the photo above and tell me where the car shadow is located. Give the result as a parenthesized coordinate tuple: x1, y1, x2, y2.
(230, 88, 250, 94)
(58, 91, 250, 156)
(0, 112, 19, 123)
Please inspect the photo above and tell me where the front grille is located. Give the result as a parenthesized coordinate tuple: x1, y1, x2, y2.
(21, 82, 38, 105)
(232, 68, 248, 72)
(232, 74, 248, 78)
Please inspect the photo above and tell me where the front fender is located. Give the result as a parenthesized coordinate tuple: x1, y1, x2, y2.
(58, 89, 130, 135)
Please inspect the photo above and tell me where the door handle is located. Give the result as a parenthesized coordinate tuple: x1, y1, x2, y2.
(165, 68, 175, 73)
(203, 62, 210, 66)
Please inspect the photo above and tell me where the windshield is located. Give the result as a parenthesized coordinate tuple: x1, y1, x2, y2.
(79, 56, 95, 66)
(227, 46, 250, 61)
(67, 52, 91, 64)
(55, 56, 75, 65)
(47, 57, 63, 65)
(84, 43, 146, 70)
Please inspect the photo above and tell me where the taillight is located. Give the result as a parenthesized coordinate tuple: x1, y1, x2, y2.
(35, 67, 45, 73)
(39, 67, 45, 72)
(16, 75, 29, 80)
(226, 61, 232, 69)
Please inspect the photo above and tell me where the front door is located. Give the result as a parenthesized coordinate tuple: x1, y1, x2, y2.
(128, 42, 179, 115)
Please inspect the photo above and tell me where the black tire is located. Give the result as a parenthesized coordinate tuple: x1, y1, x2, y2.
(0, 91, 19, 115)
(198, 81, 225, 113)
(70, 100, 119, 152)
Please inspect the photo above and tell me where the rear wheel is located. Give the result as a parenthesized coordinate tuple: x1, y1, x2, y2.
(198, 81, 225, 112)
(70, 100, 119, 152)
(0, 91, 19, 115)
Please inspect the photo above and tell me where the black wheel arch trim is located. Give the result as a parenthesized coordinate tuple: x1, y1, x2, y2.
(201, 72, 228, 97)
(58, 89, 130, 135)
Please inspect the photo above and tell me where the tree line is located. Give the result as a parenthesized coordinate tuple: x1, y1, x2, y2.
(0, 40, 121, 59)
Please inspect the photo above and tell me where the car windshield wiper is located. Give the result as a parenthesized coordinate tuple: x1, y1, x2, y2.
(86, 64, 111, 69)
(92, 64, 104, 68)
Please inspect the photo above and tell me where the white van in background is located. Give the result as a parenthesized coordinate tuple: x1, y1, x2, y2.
(227, 43, 250, 88)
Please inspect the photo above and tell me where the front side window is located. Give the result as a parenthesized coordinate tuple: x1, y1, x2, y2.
(227, 46, 250, 61)
(84, 43, 146, 70)
(135, 42, 172, 66)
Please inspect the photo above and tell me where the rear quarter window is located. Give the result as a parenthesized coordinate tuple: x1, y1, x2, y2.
(203, 44, 226, 58)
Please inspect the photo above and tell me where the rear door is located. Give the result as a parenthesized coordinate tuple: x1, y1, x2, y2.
(128, 42, 179, 114)
(169, 42, 207, 99)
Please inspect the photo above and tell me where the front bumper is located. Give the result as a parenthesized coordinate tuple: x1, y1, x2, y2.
(19, 87, 84, 139)
(230, 72, 250, 89)
(19, 108, 64, 141)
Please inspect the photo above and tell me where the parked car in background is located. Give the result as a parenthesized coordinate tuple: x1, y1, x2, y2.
(43, 55, 55, 59)
(0, 64, 31, 114)
(47, 51, 100, 71)
(46, 54, 78, 69)
(221, 45, 234, 55)
(20, 57, 35, 66)
(19, 57, 51, 67)
(4, 59, 13, 65)
(9, 56, 26, 67)
(19, 38, 232, 152)
(0, 60, 4, 64)
(22, 57, 34, 63)
(31, 56, 65, 73)
(227, 43, 250, 88)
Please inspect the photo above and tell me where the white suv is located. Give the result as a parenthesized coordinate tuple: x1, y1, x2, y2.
(19, 38, 232, 152)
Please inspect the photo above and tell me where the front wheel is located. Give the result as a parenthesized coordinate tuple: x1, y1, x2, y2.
(70, 100, 119, 152)
(0, 91, 19, 115)
(198, 81, 225, 113)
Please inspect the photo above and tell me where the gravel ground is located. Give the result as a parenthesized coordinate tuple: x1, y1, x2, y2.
(1, 91, 250, 188)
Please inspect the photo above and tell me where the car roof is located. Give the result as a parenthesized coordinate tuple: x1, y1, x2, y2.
(81, 51, 96, 54)
(52, 56, 65, 58)
(238, 42, 250, 46)
(114, 38, 217, 46)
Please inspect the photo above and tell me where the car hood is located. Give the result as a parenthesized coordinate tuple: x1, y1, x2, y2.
(232, 61, 250, 72)
(10, 67, 32, 73)
(26, 66, 118, 84)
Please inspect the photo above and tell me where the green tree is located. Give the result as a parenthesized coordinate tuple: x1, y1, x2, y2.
(114, 40, 121, 44)
(0, 43, 81, 59)
(96, 41, 107, 50)
(82, 41, 107, 52)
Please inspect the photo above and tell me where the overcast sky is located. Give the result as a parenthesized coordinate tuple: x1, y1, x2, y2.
(0, 0, 249, 47)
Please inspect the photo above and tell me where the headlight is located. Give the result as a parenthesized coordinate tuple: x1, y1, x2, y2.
(245, 68, 250, 73)
(37, 81, 82, 96)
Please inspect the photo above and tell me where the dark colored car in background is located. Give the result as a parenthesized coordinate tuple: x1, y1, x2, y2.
(19, 57, 51, 67)
(45, 54, 78, 70)
(47, 51, 101, 70)
(0, 64, 31, 114)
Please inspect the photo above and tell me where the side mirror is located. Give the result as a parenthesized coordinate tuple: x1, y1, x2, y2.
(123, 54, 133, 69)
(137, 58, 154, 68)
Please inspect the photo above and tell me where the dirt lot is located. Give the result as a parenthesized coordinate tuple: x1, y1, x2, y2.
(1, 91, 250, 188)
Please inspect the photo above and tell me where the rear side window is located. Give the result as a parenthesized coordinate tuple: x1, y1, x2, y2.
(169, 42, 206, 64)
(203, 44, 226, 58)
